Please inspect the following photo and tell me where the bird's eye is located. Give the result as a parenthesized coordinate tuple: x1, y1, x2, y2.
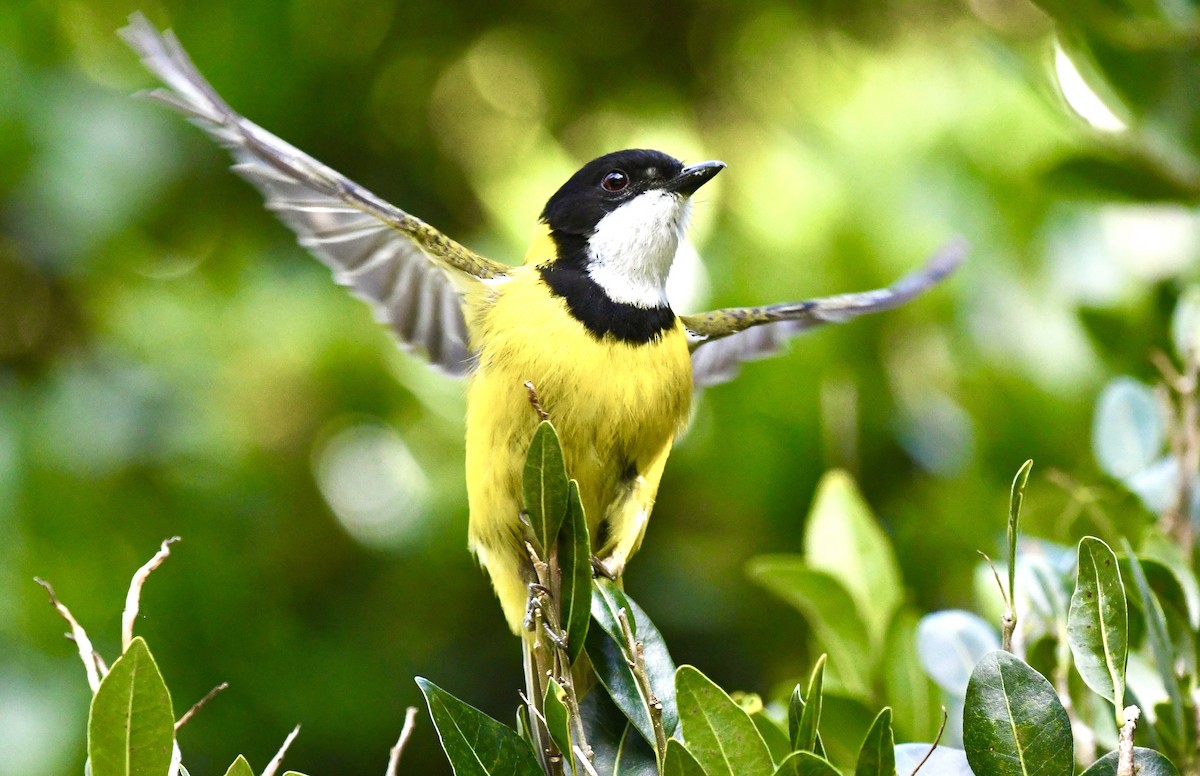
(601, 170, 629, 192)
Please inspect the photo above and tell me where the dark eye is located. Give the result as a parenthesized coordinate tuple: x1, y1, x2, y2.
(601, 170, 629, 192)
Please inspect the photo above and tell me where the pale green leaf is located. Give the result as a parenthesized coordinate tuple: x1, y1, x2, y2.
(88, 637, 175, 776)
(1067, 536, 1127, 719)
(676, 665, 774, 776)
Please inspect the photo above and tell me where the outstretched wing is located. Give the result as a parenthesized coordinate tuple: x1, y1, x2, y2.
(683, 241, 965, 388)
(120, 13, 510, 376)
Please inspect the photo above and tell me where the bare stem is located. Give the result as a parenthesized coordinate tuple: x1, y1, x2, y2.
(1151, 348, 1198, 555)
(525, 381, 550, 422)
(1116, 705, 1140, 776)
(35, 577, 103, 692)
(617, 608, 666, 765)
(262, 725, 300, 776)
(908, 707, 947, 776)
(175, 681, 228, 731)
(385, 707, 419, 776)
(978, 551, 1016, 654)
(123, 537, 180, 652)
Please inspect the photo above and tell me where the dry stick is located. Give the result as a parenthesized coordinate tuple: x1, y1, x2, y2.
(978, 552, 1016, 654)
(525, 544, 567, 776)
(34, 578, 103, 692)
(385, 707, 419, 776)
(123, 537, 180, 652)
(907, 707, 948, 776)
(1116, 705, 1141, 776)
(1151, 349, 1198, 555)
(262, 725, 300, 776)
(525, 381, 550, 422)
(617, 609, 666, 764)
(175, 682, 228, 731)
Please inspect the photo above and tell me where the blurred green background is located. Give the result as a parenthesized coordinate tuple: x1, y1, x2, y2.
(4, 0, 1199, 773)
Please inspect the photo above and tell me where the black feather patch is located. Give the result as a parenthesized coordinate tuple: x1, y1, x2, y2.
(539, 263, 676, 344)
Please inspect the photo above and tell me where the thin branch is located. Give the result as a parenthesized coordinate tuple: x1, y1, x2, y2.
(908, 707, 947, 776)
(617, 608, 666, 764)
(978, 551, 1015, 653)
(262, 725, 300, 776)
(35, 577, 102, 692)
(573, 745, 601, 776)
(175, 682, 228, 731)
(123, 537, 180, 652)
(524, 381, 550, 422)
(385, 707, 419, 776)
(1116, 705, 1140, 776)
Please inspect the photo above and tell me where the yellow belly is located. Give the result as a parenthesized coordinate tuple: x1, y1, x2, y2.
(464, 269, 692, 631)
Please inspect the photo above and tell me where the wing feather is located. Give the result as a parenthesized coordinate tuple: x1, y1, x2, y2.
(685, 242, 964, 388)
(120, 13, 508, 376)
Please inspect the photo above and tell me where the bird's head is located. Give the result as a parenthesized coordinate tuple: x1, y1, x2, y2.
(538, 149, 724, 309)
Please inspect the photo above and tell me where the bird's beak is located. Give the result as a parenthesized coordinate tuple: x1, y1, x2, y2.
(665, 160, 726, 196)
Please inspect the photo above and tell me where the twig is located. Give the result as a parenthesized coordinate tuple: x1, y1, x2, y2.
(908, 707, 947, 776)
(175, 682, 228, 731)
(1151, 348, 1198, 554)
(262, 725, 300, 776)
(617, 609, 666, 764)
(123, 537, 180, 652)
(35, 578, 102, 692)
(1116, 705, 1140, 776)
(525, 381, 550, 422)
(573, 745, 601, 776)
(978, 551, 1016, 653)
(385, 707, 419, 776)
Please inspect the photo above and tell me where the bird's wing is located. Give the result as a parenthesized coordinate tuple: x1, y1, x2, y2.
(682, 241, 965, 388)
(120, 13, 510, 376)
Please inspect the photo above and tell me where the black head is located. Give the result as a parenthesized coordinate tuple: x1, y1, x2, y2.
(540, 149, 724, 236)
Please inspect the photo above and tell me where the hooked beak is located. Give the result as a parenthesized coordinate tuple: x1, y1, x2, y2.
(665, 160, 726, 196)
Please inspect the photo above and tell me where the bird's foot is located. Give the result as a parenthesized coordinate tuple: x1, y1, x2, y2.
(523, 583, 552, 632)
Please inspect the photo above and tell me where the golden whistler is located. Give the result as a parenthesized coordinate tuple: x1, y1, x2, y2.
(122, 14, 962, 636)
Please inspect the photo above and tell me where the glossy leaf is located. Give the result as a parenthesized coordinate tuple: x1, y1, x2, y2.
(1067, 536, 1127, 718)
(416, 677, 541, 776)
(523, 420, 569, 554)
(962, 650, 1073, 776)
(676, 665, 774, 776)
(916, 610, 1000, 697)
(662, 739, 706, 776)
(883, 610, 941, 741)
(543, 678, 574, 771)
(224, 756, 255, 776)
(88, 637, 175, 776)
(1093, 378, 1163, 480)
(588, 580, 679, 746)
(580, 686, 657, 776)
(791, 655, 825, 752)
(560, 479, 591, 664)
(855, 708, 895, 776)
(1080, 747, 1180, 776)
(773, 751, 841, 776)
(747, 559, 872, 696)
(1122, 543, 1187, 743)
(802, 470, 902, 647)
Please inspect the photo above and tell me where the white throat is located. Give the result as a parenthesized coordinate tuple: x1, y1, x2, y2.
(586, 191, 690, 308)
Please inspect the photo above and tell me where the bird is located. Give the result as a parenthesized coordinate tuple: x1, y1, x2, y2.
(120, 14, 962, 639)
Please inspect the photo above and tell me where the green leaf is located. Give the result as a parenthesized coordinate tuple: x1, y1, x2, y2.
(523, 421, 570, 554)
(1080, 747, 1181, 775)
(1140, 527, 1200, 629)
(1122, 542, 1187, 743)
(1008, 460, 1032, 603)
(675, 665, 774, 776)
(560, 479, 591, 664)
(773, 751, 841, 776)
(88, 637, 175, 776)
(792, 655, 825, 752)
(663, 739, 706, 776)
(416, 677, 542, 776)
(224, 756, 255, 776)
(752, 711, 791, 765)
(580, 686, 657, 776)
(1068, 536, 1128, 720)
(588, 580, 679, 746)
(747, 559, 872, 696)
(802, 470, 902, 649)
(854, 708, 895, 776)
(883, 609, 941, 741)
(962, 650, 1073, 776)
(543, 679, 575, 772)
